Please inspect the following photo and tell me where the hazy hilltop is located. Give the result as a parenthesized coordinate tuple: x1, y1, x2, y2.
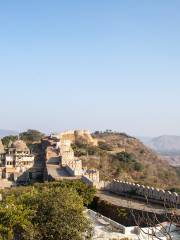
(145, 135, 180, 154)
(140, 135, 180, 167)
(73, 131, 180, 189)
(0, 129, 18, 138)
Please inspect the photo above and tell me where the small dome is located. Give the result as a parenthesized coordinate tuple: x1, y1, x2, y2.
(0, 140, 5, 153)
(11, 140, 29, 151)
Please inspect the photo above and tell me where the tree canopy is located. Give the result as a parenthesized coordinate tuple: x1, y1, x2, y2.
(0, 181, 94, 240)
(1, 135, 18, 146)
(19, 129, 44, 144)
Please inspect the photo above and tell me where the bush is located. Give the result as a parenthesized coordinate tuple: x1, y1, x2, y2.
(35, 180, 96, 206)
(2, 135, 18, 146)
(0, 181, 94, 240)
(98, 141, 113, 151)
(115, 152, 135, 163)
(133, 162, 144, 172)
(20, 129, 44, 143)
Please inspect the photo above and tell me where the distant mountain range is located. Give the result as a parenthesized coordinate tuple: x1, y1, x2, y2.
(140, 135, 180, 154)
(0, 129, 18, 138)
(139, 135, 180, 166)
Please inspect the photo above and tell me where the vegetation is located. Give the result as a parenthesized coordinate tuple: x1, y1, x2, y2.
(0, 180, 95, 240)
(1, 135, 18, 146)
(98, 141, 113, 151)
(72, 141, 100, 157)
(1, 130, 44, 150)
(19, 129, 44, 144)
(33, 180, 96, 206)
(114, 152, 144, 172)
(74, 132, 180, 189)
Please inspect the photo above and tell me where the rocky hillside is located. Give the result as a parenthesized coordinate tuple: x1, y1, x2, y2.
(72, 131, 180, 189)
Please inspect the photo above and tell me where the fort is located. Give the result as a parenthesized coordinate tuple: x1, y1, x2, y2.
(59, 130, 98, 146)
(0, 130, 179, 207)
(97, 180, 180, 206)
(43, 133, 100, 184)
(43, 131, 180, 206)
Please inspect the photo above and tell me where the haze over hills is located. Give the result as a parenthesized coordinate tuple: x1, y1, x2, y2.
(139, 135, 180, 167)
(0, 129, 18, 138)
(144, 135, 180, 154)
(73, 131, 180, 189)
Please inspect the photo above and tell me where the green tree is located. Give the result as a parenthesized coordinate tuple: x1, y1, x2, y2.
(0, 182, 93, 240)
(115, 152, 134, 163)
(23, 187, 91, 240)
(98, 141, 113, 151)
(133, 162, 144, 172)
(1, 135, 18, 146)
(0, 195, 36, 240)
(19, 129, 44, 144)
(34, 180, 96, 206)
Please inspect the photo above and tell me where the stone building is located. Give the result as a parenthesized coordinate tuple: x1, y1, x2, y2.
(59, 130, 98, 146)
(44, 133, 100, 184)
(0, 139, 34, 182)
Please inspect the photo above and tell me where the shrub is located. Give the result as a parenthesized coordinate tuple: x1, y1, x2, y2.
(98, 141, 113, 151)
(0, 181, 93, 240)
(115, 152, 134, 163)
(133, 162, 144, 172)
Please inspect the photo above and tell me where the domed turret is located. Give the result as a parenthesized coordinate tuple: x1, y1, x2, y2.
(11, 140, 29, 152)
(0, 140, 5, 153)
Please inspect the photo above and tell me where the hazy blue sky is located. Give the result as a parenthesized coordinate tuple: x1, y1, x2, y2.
(0, 1, 180, 136)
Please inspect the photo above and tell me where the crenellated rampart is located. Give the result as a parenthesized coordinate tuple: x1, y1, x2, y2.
(98, 180, 180, 205)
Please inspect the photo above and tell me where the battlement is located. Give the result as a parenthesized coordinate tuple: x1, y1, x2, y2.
(99, 180, 180, 205)
(66, 159, 83, 176)
(59, 129, 98, 146)
(82, 169, 100, 186)
(44, 131, 180, 206)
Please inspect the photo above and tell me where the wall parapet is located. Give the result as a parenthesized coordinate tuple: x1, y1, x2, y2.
(99, 179, 180, 205)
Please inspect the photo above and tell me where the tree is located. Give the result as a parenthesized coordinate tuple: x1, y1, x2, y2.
(19, 129, 44, 144)
(1, 135, 18, 146)
(98, 141, 113, 151)
(133, 162, 144, 172)
(0, 182, 93, 240)
(34, 180, 96, 206)
(26, 187, 91, 240)
(115, 152, 134, 163)
(0, 195, 36, 240)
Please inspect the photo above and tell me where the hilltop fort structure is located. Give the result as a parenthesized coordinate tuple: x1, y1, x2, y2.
(43, 130, 100, 185)
(42, 130, 180, 206)
(59, 130, 98, 146)
(0, 139, 34, 182)
(0, 130, 179, 205)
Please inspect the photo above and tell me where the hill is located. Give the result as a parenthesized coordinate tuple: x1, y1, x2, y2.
(0, 129, 18, 138)
(140, 135, 180, 167)
(72, 131, 180, 189)
(144, 135, 180, 155)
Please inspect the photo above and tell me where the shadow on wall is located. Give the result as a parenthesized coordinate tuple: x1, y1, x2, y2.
(15, 159, 44, 184)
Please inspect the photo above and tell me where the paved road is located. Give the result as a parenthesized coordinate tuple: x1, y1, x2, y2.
(96, 191, 180, 215)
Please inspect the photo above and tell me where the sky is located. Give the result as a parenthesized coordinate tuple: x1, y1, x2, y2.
(0, 1, 180, 136)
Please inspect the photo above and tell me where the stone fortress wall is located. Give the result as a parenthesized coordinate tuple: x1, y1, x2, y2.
(96, 180, 180, 205)
(82, 168, 100, 185)
(59, 130, 98, 146)
(58, 135, 99, 183)
(46, 131, 180, 205)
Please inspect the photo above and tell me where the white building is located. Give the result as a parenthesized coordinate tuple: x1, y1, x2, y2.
(0, 139, 34, 182)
